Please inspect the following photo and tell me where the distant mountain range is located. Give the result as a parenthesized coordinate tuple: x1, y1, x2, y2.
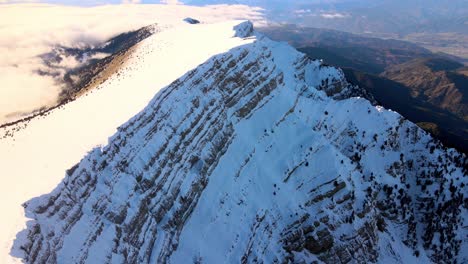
(187, 0, 468, 60)
(260, 25, 468, 154)
(186, 1, 467, 35)
(260, 25, 435, 74)
(291, 0, 468, 35)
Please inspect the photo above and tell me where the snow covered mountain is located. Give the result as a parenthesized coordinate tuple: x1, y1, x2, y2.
(2, 21, 466, 264)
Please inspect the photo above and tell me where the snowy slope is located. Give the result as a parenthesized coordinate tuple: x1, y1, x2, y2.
(0, 20, 256, 264)
(3, 21, 467, 264)
(0, 22, 468, 263)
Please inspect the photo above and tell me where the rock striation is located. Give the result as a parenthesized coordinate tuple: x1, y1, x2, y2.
(16, 21, 467, 264)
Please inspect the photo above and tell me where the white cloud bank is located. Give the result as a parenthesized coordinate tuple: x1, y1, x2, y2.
(122, 0, 142, 4)
(320, 12, 348, 19)
(160, 0, 183, 4)
(0, 3, 265, 125)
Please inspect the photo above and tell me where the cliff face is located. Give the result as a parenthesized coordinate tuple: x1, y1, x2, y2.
(15, 21, 467, 264)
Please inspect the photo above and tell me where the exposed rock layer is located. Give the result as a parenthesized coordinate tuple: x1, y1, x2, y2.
(16, 22, 467, 264)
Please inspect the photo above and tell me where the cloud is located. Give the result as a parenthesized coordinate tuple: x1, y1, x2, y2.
(320, 12, 348, 19)
(160, 0, 183, 4)
(122, 0, 141, 4)
(294, 9, 311, 14)
(0, 3, 265, 124)
(0, 0, 39, 3)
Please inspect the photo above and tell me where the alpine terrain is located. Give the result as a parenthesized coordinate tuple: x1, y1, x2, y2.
(1, 20, 466, 264)
(259, 25, 468, 154)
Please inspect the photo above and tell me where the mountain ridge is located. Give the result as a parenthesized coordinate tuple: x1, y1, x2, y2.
(258, 25, 468, 154)
(342, 68, 468, 154)
(9, 21, 467, 264)
(0, 20, 257, 263)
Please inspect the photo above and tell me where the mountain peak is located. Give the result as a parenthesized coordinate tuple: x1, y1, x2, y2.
(233, 20, 254, 38)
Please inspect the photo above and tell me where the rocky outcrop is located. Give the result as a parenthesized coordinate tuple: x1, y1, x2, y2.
(184, 18, 200, 24)
(15, 22, 467, 264)
(234, 21, 254, 38)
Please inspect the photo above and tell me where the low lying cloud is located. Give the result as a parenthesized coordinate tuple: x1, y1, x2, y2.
(292, 9, 349, 19)
(320, 12, 348, 19)
(0, 0, 39, 3)
(122, 0, 142, 4)
(294, 9, 311, 14)
(160, 0, 183, 4)
(0, 3, 265, 125)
